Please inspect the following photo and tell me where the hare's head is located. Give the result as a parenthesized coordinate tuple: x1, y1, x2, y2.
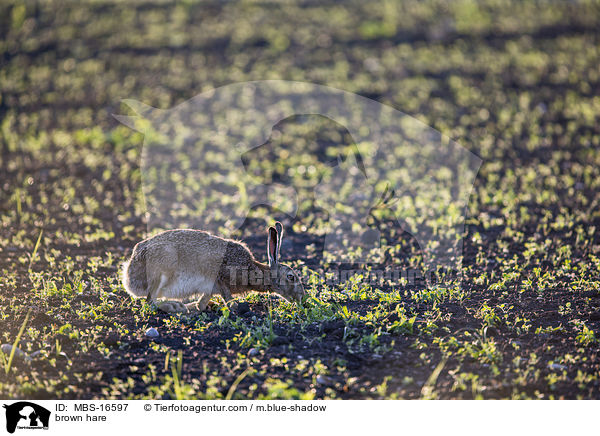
(267, 222, 306, 304)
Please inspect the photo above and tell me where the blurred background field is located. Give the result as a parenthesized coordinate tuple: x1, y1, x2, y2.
(1, 0, 600, 399)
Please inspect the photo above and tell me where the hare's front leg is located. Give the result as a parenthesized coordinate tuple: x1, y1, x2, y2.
(220, 286, 245, 312)
(185, 293, 212, 312)
(220, 287, 233, 303)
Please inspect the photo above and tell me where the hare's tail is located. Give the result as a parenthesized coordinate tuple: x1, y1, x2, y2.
(122, 244, 148, 297)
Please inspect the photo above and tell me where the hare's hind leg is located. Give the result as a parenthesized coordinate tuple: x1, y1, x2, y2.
(147, 273, 188, 314)
(158, 300, 188, 313)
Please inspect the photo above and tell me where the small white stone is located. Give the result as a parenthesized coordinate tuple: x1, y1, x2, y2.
(145, 327, 159, 338)
(248, 348, 259, 357)
(549, 363, 567, 371)
(316, 375, 334, 386)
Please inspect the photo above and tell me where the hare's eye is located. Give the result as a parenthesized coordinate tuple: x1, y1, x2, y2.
(286, 273, 295, 281)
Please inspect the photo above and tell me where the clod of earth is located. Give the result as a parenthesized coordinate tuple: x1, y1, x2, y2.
(1, 344, 30, 361)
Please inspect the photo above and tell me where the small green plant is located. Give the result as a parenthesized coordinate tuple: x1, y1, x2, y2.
(575, 323, 597, 347)
(28, 229, 43, 272)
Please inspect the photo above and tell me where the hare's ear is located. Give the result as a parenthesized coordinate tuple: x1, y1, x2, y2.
(267, 226, 278, 267)
(275, 221, 283, 261)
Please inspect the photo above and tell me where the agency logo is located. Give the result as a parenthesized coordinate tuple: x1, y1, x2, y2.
(2, 402, 50, 434)
(114, 80, 481, 285)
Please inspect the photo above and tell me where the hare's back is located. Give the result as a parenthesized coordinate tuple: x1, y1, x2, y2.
(145, 229, 214, 247)
(142, 229, 253, 271)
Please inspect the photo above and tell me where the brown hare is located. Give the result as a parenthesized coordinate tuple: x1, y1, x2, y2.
(122, 222, 305, 313)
